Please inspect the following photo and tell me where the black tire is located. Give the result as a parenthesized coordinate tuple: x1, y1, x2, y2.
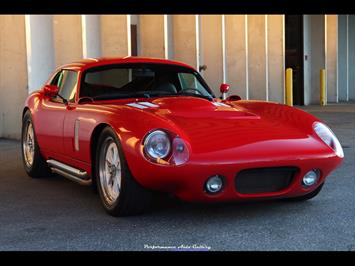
(95, 127, 152, 216)
(21, 110, 52, 178)
(284, 183, 324, 202)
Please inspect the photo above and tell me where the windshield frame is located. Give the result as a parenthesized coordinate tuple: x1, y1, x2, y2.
(79, 63, 216, 101)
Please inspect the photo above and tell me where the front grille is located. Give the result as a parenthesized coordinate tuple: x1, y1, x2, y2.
(235, 167, 299, 194)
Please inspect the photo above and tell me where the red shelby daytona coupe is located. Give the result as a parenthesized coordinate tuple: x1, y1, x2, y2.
(22, 57, 344, 216)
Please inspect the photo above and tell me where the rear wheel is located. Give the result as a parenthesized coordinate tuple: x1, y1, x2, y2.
(95, 127, 152, 216)
(21, 110, 52, 178)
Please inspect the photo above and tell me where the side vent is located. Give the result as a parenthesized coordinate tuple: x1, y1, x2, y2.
(74, 119, 80, 151)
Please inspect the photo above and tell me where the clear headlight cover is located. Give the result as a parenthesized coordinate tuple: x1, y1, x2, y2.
(313, 122, 344, 158)
(143, 130, 171, 160)
(171, 137, 189, 165)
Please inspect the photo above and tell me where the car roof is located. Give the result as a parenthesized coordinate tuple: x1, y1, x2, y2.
(59, 56, 196, 72)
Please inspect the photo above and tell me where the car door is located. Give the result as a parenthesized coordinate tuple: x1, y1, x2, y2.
(63, 71, 94, 165)
(35, 69, 78, 157)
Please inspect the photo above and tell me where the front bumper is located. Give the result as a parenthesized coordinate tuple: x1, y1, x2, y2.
(129, 151, 342, 202)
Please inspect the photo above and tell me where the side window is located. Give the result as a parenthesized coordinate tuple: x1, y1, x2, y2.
(53, 70, 78, 103)
(50, 71, 64, 86)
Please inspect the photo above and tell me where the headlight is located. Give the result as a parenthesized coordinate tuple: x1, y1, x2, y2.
(143, 129, 190, 165)
(313, 122, 344, 158)
(143, 130, 171, 160)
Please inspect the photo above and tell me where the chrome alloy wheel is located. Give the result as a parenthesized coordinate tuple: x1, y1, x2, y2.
(99, 137, 122, 205)
(23, 122, 35, 168)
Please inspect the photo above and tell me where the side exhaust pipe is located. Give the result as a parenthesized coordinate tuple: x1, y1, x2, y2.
(47, 159, 92, 186)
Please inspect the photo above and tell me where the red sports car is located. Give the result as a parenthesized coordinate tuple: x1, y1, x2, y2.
(21, 57, 344, 216)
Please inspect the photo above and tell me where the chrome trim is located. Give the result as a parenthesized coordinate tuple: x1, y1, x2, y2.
(47, 159, 91, 186)
(74, 119, 80, 151)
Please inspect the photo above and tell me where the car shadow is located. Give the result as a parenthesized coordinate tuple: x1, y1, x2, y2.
(145, 191, 312, 221)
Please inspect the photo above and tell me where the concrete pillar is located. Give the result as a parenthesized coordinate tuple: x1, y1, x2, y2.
(247, 15, 267, 100)
(0, 15, 28, 139)
(225, 15, 248, 99)
(172, 15, 199, 69)
(200, 15, 224, 95)
(303, 15, 326, 105)
(338, 15, 349, 102)
(131, 15, 140, 56)
(82, 15, 101, 58)
(303, 15, 312, 105)
(25, 15, 55, 93)
(311, 15, 326, 105)
(267, 15, 285, 103)
(139, 15, 166, 58)
(100, 15, 131, 57)
(166, 15, 174, 59)
(348, 15, 355, 100)
(326, 15, 338, 103)
(53, 15, 83, 67)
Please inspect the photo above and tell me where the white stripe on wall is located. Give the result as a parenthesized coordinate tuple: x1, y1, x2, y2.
(265, 15, 269, 101)
(222, 15, 227, 83)
(245, 15, 249, 100)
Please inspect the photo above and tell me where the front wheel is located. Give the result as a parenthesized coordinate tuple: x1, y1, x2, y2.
(21, 110, 52, 178)
(95, 127, 152, 216)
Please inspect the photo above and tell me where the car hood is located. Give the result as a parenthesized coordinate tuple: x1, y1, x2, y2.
(120, 97, 319, 156)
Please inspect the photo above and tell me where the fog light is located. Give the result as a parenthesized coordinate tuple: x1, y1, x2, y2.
(302, 170, 320, 186)
(205, 175, 224, 194)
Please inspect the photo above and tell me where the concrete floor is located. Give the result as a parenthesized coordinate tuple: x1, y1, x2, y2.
(0, 104, 354, 251)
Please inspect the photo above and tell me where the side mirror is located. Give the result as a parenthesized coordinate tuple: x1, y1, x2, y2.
(199, 65, 207, 72)
(226, 95, 241, 101)
(43, 85, 59, 98)
(219, 83, 230, 100)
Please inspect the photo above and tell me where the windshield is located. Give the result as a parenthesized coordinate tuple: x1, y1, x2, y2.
(80, 63, 215, 101)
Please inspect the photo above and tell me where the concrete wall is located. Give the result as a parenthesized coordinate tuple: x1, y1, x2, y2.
(139, 15, 166, 58)
(166, 15, 174, 60)
(0, 15, 28, 139)
(338, 15, 348, 102)
(172, 15, 198, 69)
(82, 15, 101, 58)
(267, 15, 285, 103)
(101, 15, 130, 57)
(225, 15, 248, 99)
(326, 15, 338, 103)
(247, 15, 267, 100)
(200, 15, 224, 95)
(25, 15, 55, 93)
(303, 15, 312, 105)
(303, 15, 326, 105)
(349, 15, 355, 100)
(0, 14, 354, 140)
(310, 15, 326, 105)
(53, 15, 83, 67)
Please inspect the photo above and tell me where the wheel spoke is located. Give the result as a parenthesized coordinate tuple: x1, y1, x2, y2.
(112, 146, 118, 165)
(23, 122, 35, 167)
(106, 148, 113, 164)
(99, 139, 122, 205)
(111, 146, 117, 165)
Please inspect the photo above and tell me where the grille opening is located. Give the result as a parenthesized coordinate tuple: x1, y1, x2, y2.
(235, 167, 299, 194)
